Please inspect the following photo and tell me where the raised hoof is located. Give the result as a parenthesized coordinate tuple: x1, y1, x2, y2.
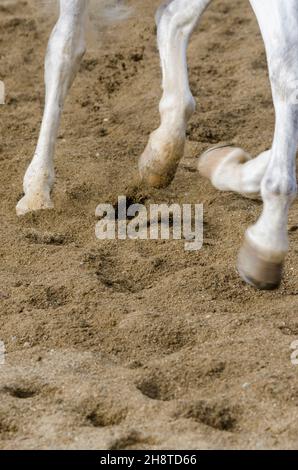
(139, 138, 184, 189)
(197, 144, 244, 179)
(237, 238, 283, 290)
(197, 144, 260, 200)
(16, 192, 54, 216)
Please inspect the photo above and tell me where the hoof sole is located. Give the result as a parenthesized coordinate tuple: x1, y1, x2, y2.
(198, 144, 261, 200)
(198, 144, 249, 179)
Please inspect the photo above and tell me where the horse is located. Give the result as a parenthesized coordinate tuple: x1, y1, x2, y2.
(14, 0, 298, 290)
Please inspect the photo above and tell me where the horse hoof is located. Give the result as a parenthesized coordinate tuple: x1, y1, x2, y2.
(139, 164, 175, 188)
(139, 134, 184, 189)
(198, 144, 241, 178)
(237, 238, 283, 290)
(16, 192, 54, 216)
(198, 144, 261, 199)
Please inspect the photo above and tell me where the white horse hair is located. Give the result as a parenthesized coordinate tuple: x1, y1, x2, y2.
(37, 0, 130, 20)
(14, 0, 298, 290)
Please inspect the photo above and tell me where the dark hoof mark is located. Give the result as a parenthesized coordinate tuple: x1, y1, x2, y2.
(82, 247, 168, 294)
(278, 322, 298, 336)
(87, 406, 127, 428)
(174, 400, 239, 432)
(136, 377, 172, 401)
(28, 286, 69, 309)
(2, 385, 39, 399)
(0, 413, 18, 437)
(24, 229, 67, 245)
(109, 429, 149, 450)
(136, 380, 161, 400)
(106, 184, 149, 221)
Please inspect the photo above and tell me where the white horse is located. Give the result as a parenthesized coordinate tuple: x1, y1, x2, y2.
(15, 0, 298, 290)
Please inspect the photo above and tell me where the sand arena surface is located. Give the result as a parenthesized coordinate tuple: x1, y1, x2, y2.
(0, 0, 298, 449)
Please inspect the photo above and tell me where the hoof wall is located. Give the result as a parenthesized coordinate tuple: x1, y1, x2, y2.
(140, 170, 175, 189)
(139, 136, 185, 189)
(16, 193, 54, 216)
(237, 239, 283, 290)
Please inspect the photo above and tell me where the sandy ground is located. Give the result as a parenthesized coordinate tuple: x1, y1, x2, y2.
(0, 0, 298, 450)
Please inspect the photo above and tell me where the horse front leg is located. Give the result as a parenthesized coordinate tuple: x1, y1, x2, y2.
(139, 0, 211, 188)
(16, 0, 89, 216)
(238, 0, 298, 289)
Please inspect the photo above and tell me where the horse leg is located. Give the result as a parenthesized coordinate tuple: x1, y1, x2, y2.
(139, 0, 211, 188)
(198, 146, 269, 199)
(16, 0, 89, 215)
(238, 0, 298, 289)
